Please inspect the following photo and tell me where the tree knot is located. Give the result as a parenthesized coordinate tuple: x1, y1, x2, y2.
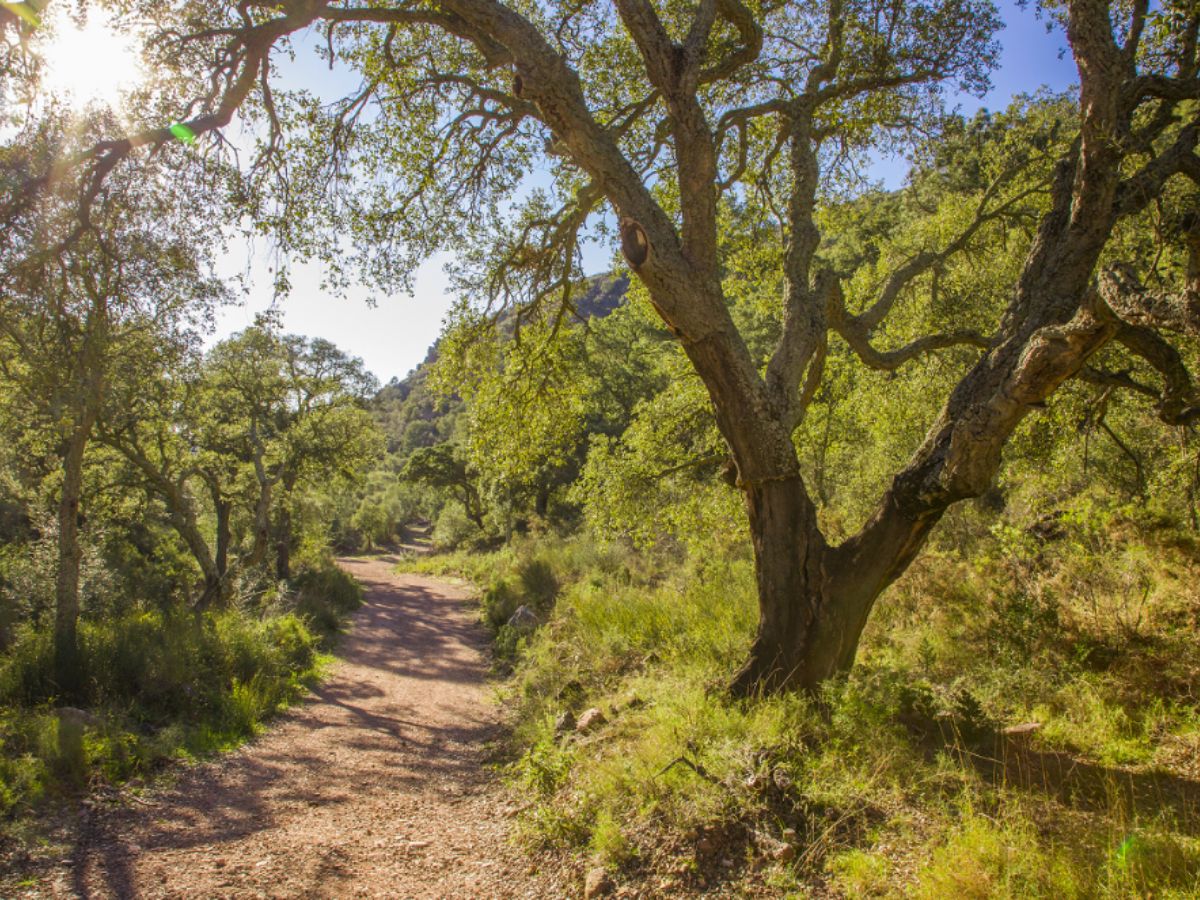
(619, 217, 650, 269)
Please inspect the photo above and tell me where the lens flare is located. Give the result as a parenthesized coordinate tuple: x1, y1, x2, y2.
(169, 122, 197, 145)
(38, 4, 144, 111)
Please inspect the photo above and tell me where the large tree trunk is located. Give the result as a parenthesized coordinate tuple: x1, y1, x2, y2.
(727, 463, 948, 695)
(275, 505, 292, 581)
(245, 423, 275, 571)
(53, 308, 108, 697)
(107, 438, 227, 612)
(274, 472, 297, 581)
(461, 484, 485, 529)
(163, 485, 223, 611)
(53, 426, 90, 697)
(728, 477, 832, 694)
(247, 474, 273, 570)
(163, 492, 223, 611)
(214, 496, 231, 580)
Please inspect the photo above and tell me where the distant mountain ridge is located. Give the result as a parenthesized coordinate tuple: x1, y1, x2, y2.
(371, 273, 629, 453)
(377, 273, 629, 402)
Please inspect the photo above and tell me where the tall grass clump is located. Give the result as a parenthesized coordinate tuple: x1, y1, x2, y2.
(289, 562, 364, 641)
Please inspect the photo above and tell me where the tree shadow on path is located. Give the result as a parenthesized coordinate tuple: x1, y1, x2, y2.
(67, 555, 505, 900)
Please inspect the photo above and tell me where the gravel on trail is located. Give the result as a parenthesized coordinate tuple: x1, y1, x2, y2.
(36, 556, 570, 899)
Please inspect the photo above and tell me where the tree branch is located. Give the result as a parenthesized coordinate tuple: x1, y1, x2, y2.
(1098, 262, 1200, 336)
(1113, 323, 1200, 425)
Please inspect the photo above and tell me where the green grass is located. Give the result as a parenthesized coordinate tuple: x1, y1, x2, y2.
(0, 560, 361, 824)
(419, 508, 1200, 897)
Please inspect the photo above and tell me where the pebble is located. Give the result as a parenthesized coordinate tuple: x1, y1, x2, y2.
(575, 708, 607, 733)
(584, 867, 615, 898)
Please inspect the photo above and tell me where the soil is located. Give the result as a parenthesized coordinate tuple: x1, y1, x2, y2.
(18, 556, 572, 899)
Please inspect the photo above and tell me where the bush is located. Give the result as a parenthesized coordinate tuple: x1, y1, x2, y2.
(0, 601, 329, 821)
(516, 558, 559, 609)
(422, 519, 1200, 897)
(290, 563, 364, 642)
(432, 502, 480, 550)
(482, 579, 521, 630)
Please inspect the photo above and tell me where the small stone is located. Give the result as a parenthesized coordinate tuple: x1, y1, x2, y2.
(584, 867, 615, 898)
(575, 707, 606, 734)
(554, 711, 576, 734)
(507, 605, 540, 632)
(773, 843, 796, 862)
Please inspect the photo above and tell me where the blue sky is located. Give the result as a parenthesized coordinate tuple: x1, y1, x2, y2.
(211, 0, 1078, 383)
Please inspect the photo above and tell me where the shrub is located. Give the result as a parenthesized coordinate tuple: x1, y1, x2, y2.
(290, 563, 364, 642)
(482, 579, 521, 630)
(516, 557, 559, 609)
(0, 601, 327, 821)
(432, 502, 480, 550)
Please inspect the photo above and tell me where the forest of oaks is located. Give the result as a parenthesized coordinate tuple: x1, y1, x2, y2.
(2, 0, 1200, 895)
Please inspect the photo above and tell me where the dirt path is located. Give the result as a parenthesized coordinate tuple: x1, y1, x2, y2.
(39, 557, 566, 899)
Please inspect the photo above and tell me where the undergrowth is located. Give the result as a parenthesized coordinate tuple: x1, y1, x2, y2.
(414, 499, 1200, 897)
(0, 560, 362, 825)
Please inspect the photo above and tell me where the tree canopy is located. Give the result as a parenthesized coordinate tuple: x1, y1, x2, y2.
(3, 0, 1199, 693)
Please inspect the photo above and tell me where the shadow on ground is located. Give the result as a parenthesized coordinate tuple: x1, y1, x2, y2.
(65, 554, 502, 899)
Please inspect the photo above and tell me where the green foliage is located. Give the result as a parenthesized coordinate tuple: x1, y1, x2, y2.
(0, 608, 318, 719)
(420, 505, 1199, 896)
(0, 604, 323, 818)
(431, 501, 483, 551)
(572, 356, 741, 550)
(289, 562, 365, 642)
(435, 318, 589, 497)
(909, 813, 1087, 899)
(481, 580, 521, 631)
(516, 557, 559, 609)
(402, 280, 665, 541)
(0, 557, 365, 824)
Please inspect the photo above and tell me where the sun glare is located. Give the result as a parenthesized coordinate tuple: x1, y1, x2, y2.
(38, 4, 144, 111)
